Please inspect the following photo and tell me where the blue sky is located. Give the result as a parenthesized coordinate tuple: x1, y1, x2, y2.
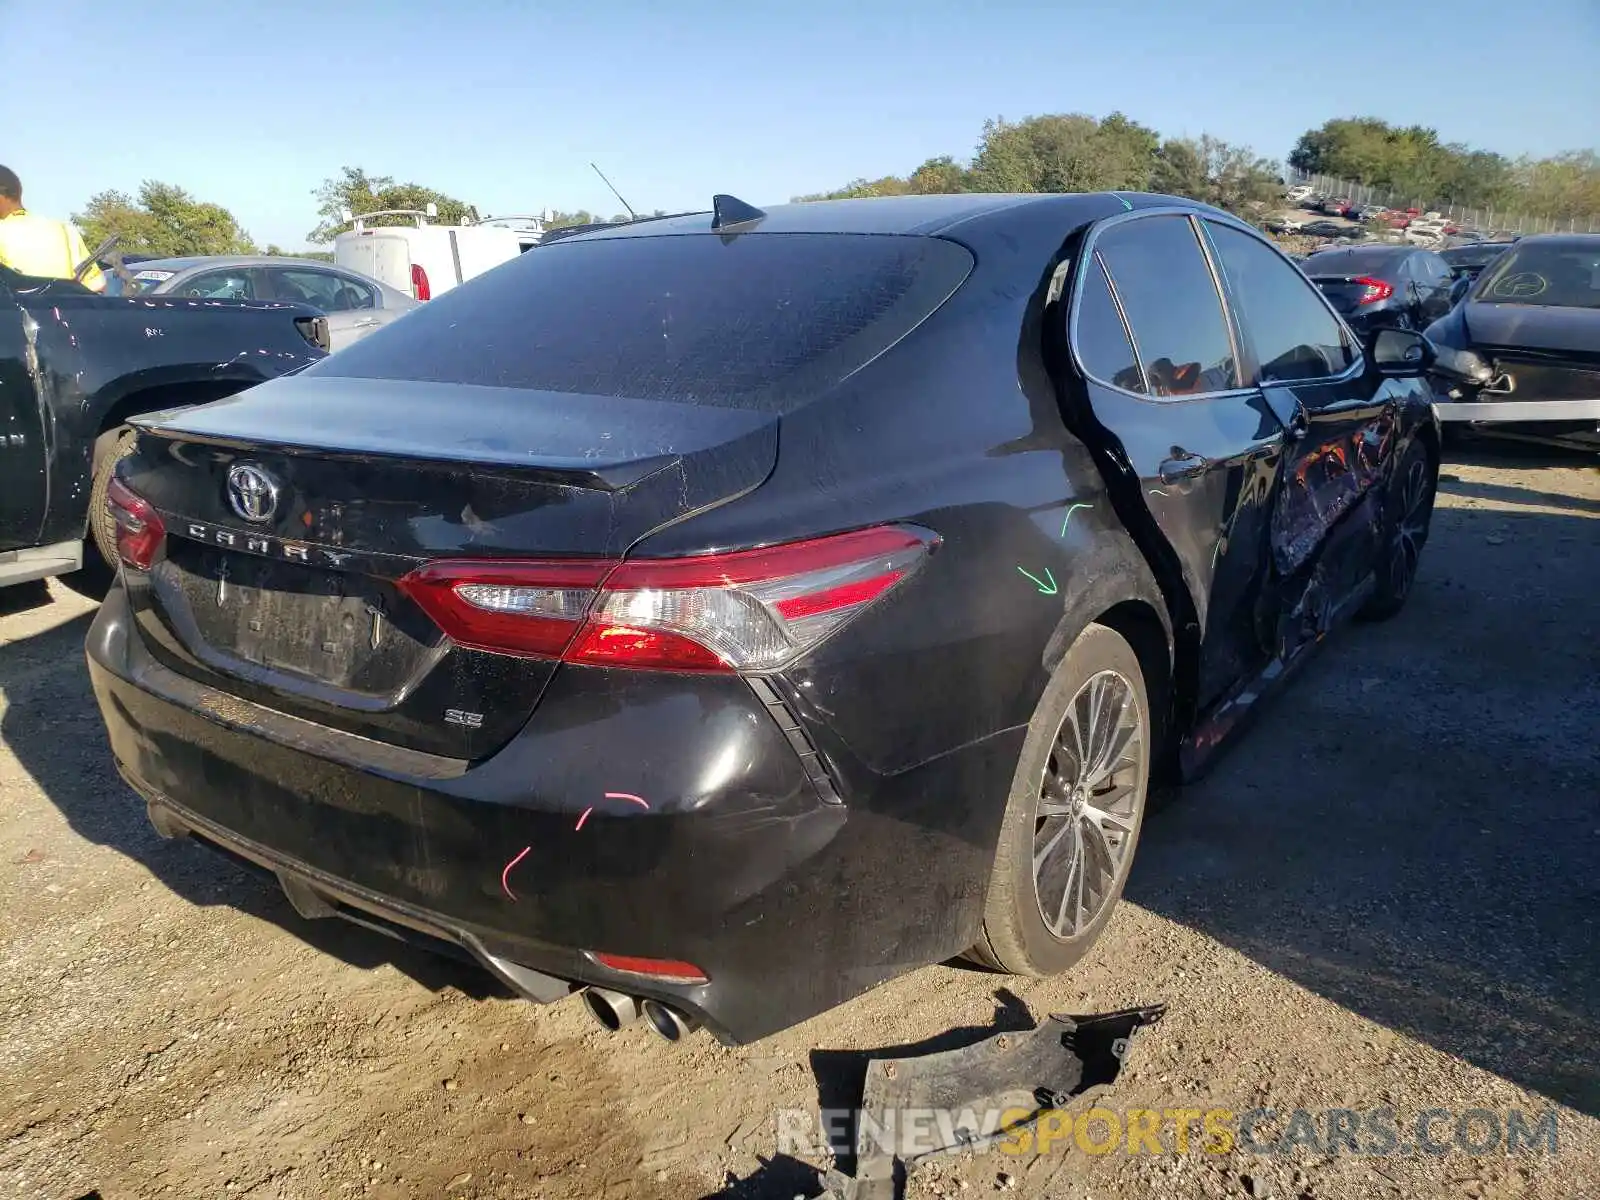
(5, 0, 1597, 249)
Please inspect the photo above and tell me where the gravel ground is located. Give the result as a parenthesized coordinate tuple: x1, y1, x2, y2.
(1, 444, 1596, 1200)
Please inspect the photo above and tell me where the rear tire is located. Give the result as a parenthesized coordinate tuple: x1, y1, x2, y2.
(57, 425, 137, 601)
(967, 623, 1151, 976)
(1360, 436, 1437, 621)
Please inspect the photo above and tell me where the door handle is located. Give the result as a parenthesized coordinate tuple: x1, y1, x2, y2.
(1158, 452, 1208, 483)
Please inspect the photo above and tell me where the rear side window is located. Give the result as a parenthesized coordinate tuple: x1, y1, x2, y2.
(1204, 222, 1355, 384)
(312, 233, 974, 412)
(1093, 216, 1239, 397)
(1074, 255, 1145, 393)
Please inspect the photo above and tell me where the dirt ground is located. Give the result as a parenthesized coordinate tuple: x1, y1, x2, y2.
(1, 443, 1596, 1200)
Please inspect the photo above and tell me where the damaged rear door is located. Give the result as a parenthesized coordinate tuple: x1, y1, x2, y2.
(1067, 210, 1286, 710)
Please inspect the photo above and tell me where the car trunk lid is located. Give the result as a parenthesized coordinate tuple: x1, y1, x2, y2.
(121, 374, 778, 759)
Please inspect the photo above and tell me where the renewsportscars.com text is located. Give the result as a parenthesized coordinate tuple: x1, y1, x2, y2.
(776, 1105, 1562, 1159)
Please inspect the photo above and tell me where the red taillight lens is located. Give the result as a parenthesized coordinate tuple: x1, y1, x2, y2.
(398, 560, 612, 657)
(590, 953, 708, 983)
(395, 524, 938, 672)
(1355, 276, 1395, 305)
(105, 476, 165, 570)
(410, 263, 431, 301)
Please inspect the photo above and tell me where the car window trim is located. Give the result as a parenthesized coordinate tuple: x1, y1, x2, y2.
(1197, 214, 1367, 388)
(1068, 206, 1259, 405)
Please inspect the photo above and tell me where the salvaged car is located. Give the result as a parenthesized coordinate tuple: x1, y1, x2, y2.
(1, 265, 327, 591)
(86, 193, 1442, 1045)
(1425, 234, 1600, 451)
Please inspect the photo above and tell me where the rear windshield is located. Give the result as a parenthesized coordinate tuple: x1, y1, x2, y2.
(311, 232, 974, 411)
(1304, 249, 1406, 278)
(1442, 244, 1509, 267)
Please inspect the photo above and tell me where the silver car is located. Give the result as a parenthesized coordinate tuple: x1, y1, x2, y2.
(129, 256, 418, 351)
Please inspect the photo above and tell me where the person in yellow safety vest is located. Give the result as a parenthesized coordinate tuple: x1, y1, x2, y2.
(0, 165, 106, 292)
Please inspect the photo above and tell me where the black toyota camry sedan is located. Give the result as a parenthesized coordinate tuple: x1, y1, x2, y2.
(87, 193, 1443, 1044)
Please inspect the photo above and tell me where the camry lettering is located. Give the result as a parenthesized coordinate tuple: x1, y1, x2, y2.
(179, 520, 359, 569)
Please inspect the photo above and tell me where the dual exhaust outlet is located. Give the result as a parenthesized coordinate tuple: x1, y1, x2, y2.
(581, 987, 700, 1043)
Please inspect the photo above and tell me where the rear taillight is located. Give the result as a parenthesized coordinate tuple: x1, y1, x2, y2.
(106, 476, 166, 570)
(396, 524, 938, 672)
(1355, 276, 1395, 305)
(410, 263, 431, 301)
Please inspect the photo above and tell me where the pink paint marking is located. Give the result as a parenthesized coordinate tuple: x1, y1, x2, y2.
(500, 845, 532, 900)
(575, 792, 650, 832)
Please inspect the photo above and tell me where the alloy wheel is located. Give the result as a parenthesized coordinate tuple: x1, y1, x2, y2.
(1389, 456, 1433, 599)
(1032, 670, 1144, 940)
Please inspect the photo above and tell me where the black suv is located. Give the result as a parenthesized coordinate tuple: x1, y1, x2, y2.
(87, 193, 1442, 1044)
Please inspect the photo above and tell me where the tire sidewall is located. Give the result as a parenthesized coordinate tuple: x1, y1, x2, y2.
(1374, 435, 1437, 609)
(987, 623, 1152, 975)
(88, 426, 137, 570)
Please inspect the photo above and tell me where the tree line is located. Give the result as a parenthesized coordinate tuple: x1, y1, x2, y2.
(797, 114, 1600, 224)
(1289, 118, 1600, 218)
(69, 116, 1598, 259)
(794, 113, 1286, 217)
(71, 165, 647, 260)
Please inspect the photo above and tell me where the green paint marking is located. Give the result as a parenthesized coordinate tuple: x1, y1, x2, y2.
(1112, 193, 1134, 211)
(1017, 565, 1058, 595)
(1060, 502, 1093, 538)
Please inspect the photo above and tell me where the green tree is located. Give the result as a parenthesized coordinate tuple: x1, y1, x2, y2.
(1152, 135, 1281, 217)
(307, 166, 475, 243)
(969, 112, 1159, 194)
(1288, 117, 1598, 219)
(907, 156, 969, 194)
(74, 182, 255, 257)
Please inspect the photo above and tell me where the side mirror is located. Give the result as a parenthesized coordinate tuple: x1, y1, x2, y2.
(1372, 328, 1435, 378)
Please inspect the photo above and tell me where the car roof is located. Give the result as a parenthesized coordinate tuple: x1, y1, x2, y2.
(550, 192, 1209, 242)
(137, 255, 367, 272)
(1510, 233, 1600, 250)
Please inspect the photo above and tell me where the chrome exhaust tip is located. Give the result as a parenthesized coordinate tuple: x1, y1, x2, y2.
(640, 998, 700, 1043)
(581, 987, 642, 1031)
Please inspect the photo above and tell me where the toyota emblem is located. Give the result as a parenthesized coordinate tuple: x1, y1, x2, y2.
(226, 463, 281, 524)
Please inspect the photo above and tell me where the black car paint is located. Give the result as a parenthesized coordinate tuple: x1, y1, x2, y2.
(0, 268, 325, 566)
(86, 193, 1439, 1043)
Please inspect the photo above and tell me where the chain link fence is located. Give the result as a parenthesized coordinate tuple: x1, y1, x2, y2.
(1285, 169, 1600, 235)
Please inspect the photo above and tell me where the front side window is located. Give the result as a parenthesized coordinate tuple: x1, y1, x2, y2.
(1094, 216, 1239, 397)
(1204, 221, 1355, 385)
(176, 270, 255, 300)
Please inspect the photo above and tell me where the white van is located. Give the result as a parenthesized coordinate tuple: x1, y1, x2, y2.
(332, 207, 531, 301)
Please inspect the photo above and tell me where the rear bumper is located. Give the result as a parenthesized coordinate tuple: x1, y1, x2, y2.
(86, 583, 1014, 1043)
